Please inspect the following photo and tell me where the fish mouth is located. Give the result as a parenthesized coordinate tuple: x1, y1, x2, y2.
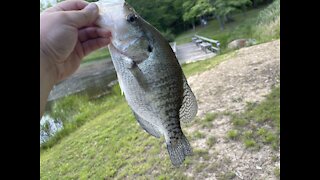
(109, 38, 149, 64)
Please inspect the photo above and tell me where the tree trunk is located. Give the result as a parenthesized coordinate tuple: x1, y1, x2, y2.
(192, 19, 195, 31)
(223, 15, 227, 23)
(242, 6, 247, 17)
(216, 15, 224, 31)
(225, 14, 234, 23)
(253, 0, 257, 8)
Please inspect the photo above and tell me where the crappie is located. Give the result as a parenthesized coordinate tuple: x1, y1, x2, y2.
(95, 0, 198, 166)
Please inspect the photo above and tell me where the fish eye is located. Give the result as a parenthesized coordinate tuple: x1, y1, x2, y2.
(147, 45, 153, 52)
(126, 14, 137, 23)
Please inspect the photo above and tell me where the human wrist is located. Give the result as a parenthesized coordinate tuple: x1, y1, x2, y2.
(40, 48, 57, 117)
(40, 48, 58, 85)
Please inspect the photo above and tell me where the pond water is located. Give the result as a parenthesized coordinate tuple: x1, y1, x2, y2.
(40, 115, 63, 145)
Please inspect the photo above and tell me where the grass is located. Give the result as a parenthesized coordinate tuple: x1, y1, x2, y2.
(244, 139, 257, 148)
(195, 163, 208, 173)
(254, 0, 280, 42)
(194, 131, 205, 139)
(216, 171, 236, 180)
(227, 86, 280, 150)
(41, 86, 123, 151)
(199, 112, 218, 128)
(194, 149, 210, 161)
(204, 113, 218, 122)
(81, 47, 110, 64)
(227, 130, 239, 140)
(206, 136, 217, 148)
(182, 51, 236, 77)
(274, 167, 280, 178)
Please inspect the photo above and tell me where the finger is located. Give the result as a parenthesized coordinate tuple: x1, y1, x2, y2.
(45, 0, 88, 12)
(64, 3, 99, 28)
(81, 37, 111, 56)
(78, 27, 111, 43)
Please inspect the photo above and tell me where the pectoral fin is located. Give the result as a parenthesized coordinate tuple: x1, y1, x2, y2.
(123, 57, 148, 90)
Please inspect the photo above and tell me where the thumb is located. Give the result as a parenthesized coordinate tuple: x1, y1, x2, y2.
(66, 3, 99, 28)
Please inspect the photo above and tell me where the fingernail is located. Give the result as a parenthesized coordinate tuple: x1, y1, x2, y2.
(85, 3, 98, 13)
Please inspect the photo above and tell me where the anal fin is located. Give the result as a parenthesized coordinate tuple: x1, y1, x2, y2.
(132, 111, 161, 138)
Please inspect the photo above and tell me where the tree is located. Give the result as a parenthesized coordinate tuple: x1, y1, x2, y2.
(182, 0, 214, 31)
(252, 0, 264, 7)
(210, 0, 252, 30)
(251, 0, 274, 8)
(127, 0, 186, 37)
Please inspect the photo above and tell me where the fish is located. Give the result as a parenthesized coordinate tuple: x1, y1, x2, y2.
(95, 0, 198, 166)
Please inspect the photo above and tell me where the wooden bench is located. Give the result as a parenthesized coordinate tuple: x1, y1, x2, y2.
(200, 42, 213, 53)
(210, 46, 219, 53)
(193, 35, 220, 53)
(195, 39, 203, 47)
(192, 37, 198, 43)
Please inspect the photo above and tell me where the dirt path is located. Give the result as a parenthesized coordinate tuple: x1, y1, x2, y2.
(188, 40, 280, 117)
(185, 40, 280, 179)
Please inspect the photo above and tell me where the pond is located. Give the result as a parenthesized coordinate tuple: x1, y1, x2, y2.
(40, 115, 63, 145)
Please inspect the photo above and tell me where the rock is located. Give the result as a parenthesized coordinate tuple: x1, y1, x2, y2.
(227, 39, 257, 50)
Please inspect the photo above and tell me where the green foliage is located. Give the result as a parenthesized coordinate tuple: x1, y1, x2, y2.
(183, 0, 215, 22)
(161, 29, 175, 42)
(254, 0, 280, 42)
(127, 0, 185, 34)
(213, 0, 252, 17)
(256, 0, 280, 24)
(82, 48, 110, 64)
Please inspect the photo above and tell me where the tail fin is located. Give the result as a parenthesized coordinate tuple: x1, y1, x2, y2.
(166, 134, 192, 166)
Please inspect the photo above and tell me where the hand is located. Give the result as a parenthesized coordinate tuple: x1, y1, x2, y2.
(40, 0, 111, 83)
(40, 0, 111, 118)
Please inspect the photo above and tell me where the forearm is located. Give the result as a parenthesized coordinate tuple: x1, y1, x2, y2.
(40, 50, 57, 119)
